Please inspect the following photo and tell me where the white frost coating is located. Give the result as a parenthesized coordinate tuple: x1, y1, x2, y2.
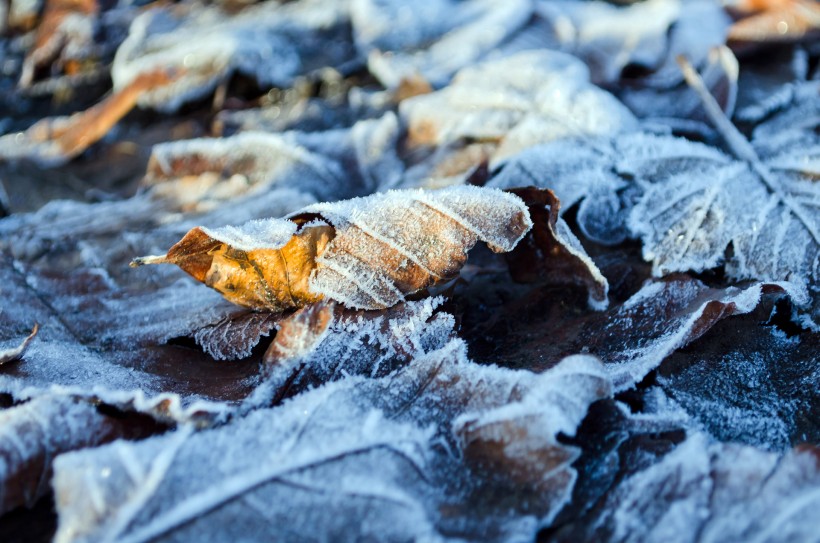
(399, 49, 636, 149)
(112, 1, 354, 111)
(0, 395, 123, 513)
(53, 333, 611, 543)
(601, 278, 807, 392)
(624, 112, 820, 290)
(199, 218, 298, 252)
(455, 354, 610, 436)
(290, 185, 531, 309)
(574, 432, 820, 543)
(147, 131, 348, 201)
(536, 0, 679, 83)
(353, 0, 533, 88)
(536, 0, 728, 87)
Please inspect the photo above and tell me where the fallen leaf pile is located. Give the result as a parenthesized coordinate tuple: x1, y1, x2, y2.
(0, 0, 818, 541)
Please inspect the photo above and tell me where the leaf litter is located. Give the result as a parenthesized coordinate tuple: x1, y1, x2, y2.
(0, 0, 818, 541)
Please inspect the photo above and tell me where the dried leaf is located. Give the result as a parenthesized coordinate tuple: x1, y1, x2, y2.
(0, 395, 160, 515)
(627, 60, 820, 318)
(554, 433, 820, 543)
(505, 188, 609, 310)
(193, 311, 281, 361)
(0, 68, 178, 166)
(18, 0, 97, 88)
(400, 50, 637, 152)
(352, 0, 532, 88)
(51, 339, 610, 542)
(658, 309, 820, 450)
(487, 138, 632, 245)
(134, 186, 532, 311)
(112, 1, 356, 111)
(536, 0, 729, 86)
(460, 274, 807, 392)
(143, 133, 349, 208)
(0, 324, 38, 365)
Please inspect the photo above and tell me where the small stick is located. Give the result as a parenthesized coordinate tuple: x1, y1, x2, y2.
(130, 255, 170, 267)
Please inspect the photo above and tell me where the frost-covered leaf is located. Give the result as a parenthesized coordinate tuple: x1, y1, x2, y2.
(505, 188, 609, 309)
(658, 308, 820, 450)
(535, 0, 729, 87)
(0, 324, 37, 365)
(461, 274, 806, 391)
(0, 68, 178, 167)
(147, 113, 404, 205)
(734, 47, 814, 123)
(553, 433, 820, 543)
(487, 137, 633, 245)
(0, 395, 160, 515)
(112, 0, 357, 112)
(258, 297, 457, 403)
(52, 339, 611, 542)
(619, 45, 739, 133)
(193, 311, 281, 362)
(351, 0, 532, 88)
(0, 253, 259, 422)
(400, 50, 637, 153)
(627, 84, 820, 298)
(136, 186, 532, 311)
(18, 0, 97, 88)
(0, 153, 320, 420)
(497, 123, 820, 298)
(144, 133, 348, 207)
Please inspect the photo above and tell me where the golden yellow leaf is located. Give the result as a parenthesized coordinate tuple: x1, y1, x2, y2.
(132, 186, 532, 311)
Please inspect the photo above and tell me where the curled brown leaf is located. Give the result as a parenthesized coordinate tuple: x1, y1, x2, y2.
(133, 186, 532, 311)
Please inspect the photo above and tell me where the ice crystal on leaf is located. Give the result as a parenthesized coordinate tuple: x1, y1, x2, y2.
(52, 340, 610, 543)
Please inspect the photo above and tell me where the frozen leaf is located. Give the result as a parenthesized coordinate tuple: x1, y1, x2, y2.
(193, 311, 281, 362)
(628, 60, 820, 306)
(0, 324, 37, 366)
(553, 433, 820, 543)
(619, 46, 739, 134)
(146, 113, 404, 208)
(286, 113, 406, 194)
(144, 132, 347, 210)
(135, 186, 532, 311)
(487, 137, 633, 245)
(505, 188, 609, 310)
(351, 0, 532, 88)
(461, 274, 807, 392)
(0, 394, 160, 515)
(4, 0, 42, 31)
(400, 50, 637, 152)
(18, 0, 97, 88)
(0, 253, 259, 423)
(727, 0, 820, 46)
(0, 68, 178, 166)
(112, 1, 357, 112)
(51, 338, 611, 542)
(535, 0, 729, 87)
(658, 309, 820, 450)
(258, 298, 457, 403)
(734, 47, 813, 122)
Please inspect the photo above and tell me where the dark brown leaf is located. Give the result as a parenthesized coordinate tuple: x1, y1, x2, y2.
(506, 187, 609, 309)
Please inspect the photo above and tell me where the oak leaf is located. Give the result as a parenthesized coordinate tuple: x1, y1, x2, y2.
(133, 186, 532, 311)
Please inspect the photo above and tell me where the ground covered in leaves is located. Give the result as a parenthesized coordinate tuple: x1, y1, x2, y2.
(0, 0, 819, 541)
